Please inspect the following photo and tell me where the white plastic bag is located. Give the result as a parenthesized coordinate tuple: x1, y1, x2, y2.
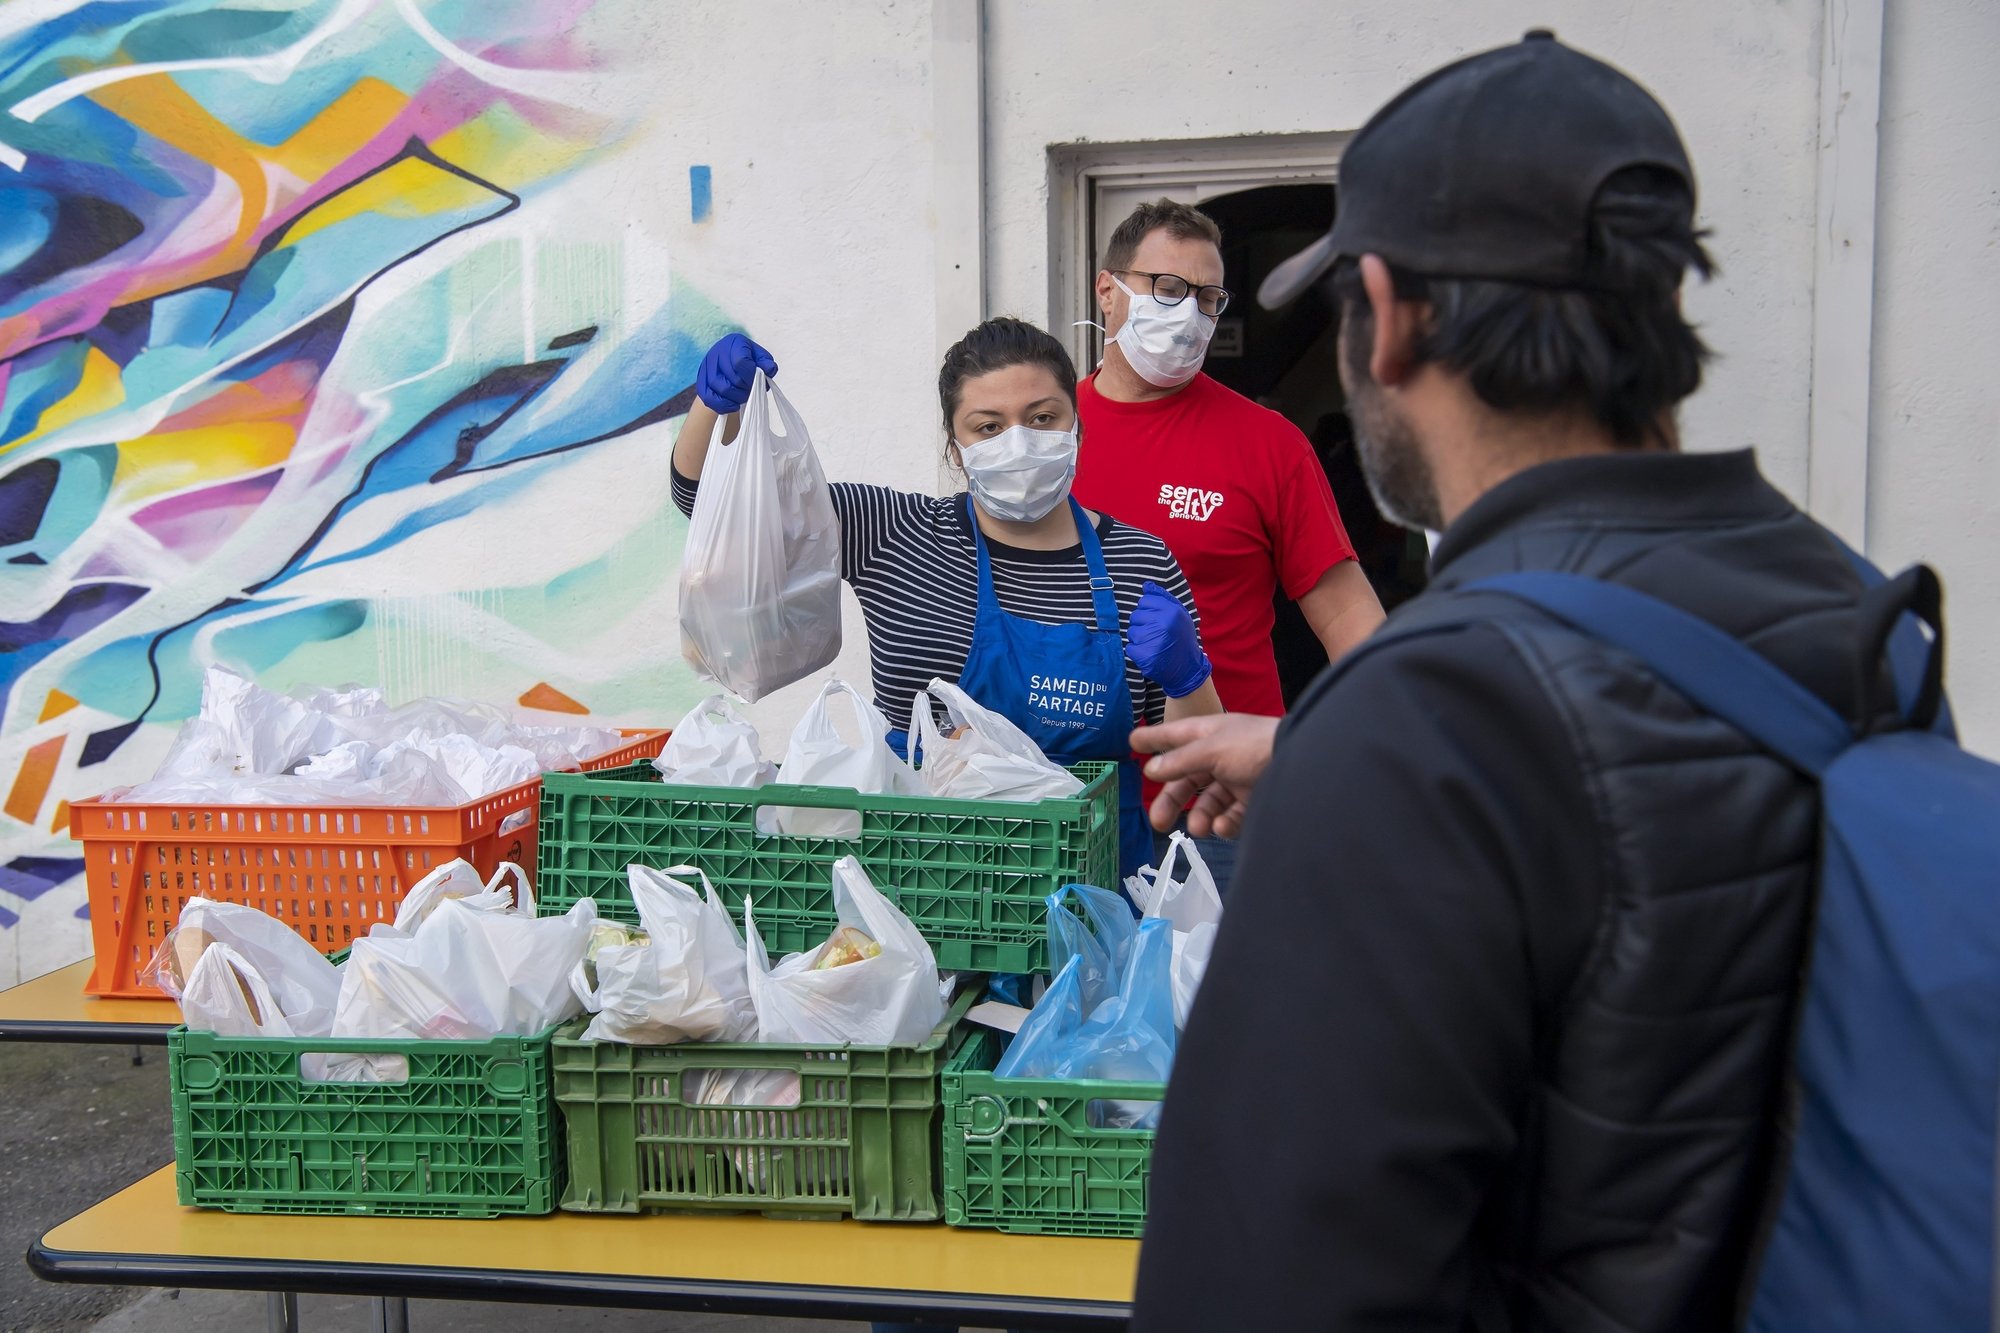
(765, 679, 917, 837)
(330, 897, 597, 1050)
(575, 865, 757, 1045)
(376, 858, 528, 938)
(180, 942, 297, 1037)
(142, 897, 341, 1036)
(911, 679, 1082, 802)
(653, 695, 778, 788)
(1125, 831, 1225, 1029)
(678, 370, 842, 702)
(744, 857, 945, 1049)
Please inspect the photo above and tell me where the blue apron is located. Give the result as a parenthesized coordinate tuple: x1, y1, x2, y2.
(891, 496, 1150, 880)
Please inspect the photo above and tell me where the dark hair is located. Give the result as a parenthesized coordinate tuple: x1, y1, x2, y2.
(938, 316, 1079, 433)
(1102, 198, 1224, 274)
(1333, 166, 1716, 448)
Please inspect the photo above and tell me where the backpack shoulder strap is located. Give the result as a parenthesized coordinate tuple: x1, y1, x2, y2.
(1468, 572, 1855, 778)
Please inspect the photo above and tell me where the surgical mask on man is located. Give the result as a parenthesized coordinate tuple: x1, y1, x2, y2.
(957, 423, 1079, 522)
(1111, 275, 1216, 388)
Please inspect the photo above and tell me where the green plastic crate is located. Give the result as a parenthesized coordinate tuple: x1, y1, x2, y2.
(535, 761, 1118, 974)
(553, 988, 977, 1220)
(940, 1025, 1161, 1238)
(169, 1025, 561, 1217)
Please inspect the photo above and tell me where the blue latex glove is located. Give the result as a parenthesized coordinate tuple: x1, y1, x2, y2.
(1124, 581, 1212, 698)
(695, 333, 778, 414)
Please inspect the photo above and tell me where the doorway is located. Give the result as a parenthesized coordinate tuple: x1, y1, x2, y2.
(1050, 137, 1430, 706)
(1198, 182, 1430, 704)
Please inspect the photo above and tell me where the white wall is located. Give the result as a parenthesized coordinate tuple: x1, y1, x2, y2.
(638, 1, 946, 742)
(1868, 0, 2000, 756)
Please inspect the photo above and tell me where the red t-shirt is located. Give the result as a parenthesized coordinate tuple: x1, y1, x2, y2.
(1073, 371, 1358, 719)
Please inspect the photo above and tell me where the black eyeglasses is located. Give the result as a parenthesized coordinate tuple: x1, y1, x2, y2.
(1114, 270, 1231, 317)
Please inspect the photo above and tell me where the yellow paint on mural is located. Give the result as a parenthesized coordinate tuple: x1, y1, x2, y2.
(267, 77, 408, 182)
(278, 155, 505, 249)
(113, 424, 294, 504)
(431, 101, 588, 193)
(88, 75, 269, 251)
(0, 347, 125, 458)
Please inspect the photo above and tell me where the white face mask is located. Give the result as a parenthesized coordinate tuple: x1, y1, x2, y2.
(957, 423, 1079, 523)
(1111, 274, 1216, 388)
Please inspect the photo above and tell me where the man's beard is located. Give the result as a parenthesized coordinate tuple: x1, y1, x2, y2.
(1348, 376, 1444, 533)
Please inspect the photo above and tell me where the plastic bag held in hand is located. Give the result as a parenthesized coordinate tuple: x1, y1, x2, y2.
(912, 679, 1083, 802)
(1125, 831, 1224, 1029)
(143, 897, 341, 1036)
(679, 369, 841, 702)
(576, 865, 757, 1045)
(765, 679, 916, 837)
(653, 695, 778, 788)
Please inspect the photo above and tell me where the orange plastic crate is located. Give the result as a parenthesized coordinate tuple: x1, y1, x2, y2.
(71, 729, 667, 999)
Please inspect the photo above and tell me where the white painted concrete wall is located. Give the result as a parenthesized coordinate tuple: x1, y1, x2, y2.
(637, 1, 943, 742)
(1868, 0, 2000, 755)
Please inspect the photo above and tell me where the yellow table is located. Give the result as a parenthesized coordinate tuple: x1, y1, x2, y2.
(0, 958, 179, 1044)
(31, 1166, 1141, 1327)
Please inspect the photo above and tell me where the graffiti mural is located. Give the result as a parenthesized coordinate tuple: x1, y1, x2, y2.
(0, 0, 721, 980)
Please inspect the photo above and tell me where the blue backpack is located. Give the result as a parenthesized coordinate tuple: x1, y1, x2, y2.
(1476, 564, 2000, 1332)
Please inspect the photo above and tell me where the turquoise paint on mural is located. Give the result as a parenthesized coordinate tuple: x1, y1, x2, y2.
(210, 600, 369, 678)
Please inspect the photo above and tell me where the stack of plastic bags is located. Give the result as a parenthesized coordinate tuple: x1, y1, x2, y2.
(147, 860, 597, 1081)
(992, 837, 1226, 1127)
(113, 666, 626, 807)
(651, 676, 1079, 821)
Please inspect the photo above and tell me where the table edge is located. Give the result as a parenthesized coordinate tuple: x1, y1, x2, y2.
(0, 1017, 173, 1045)
(26, 1239, 1134, 1329)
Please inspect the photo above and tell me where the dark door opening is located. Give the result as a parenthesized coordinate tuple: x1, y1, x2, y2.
(1198, 183, 1430, 706)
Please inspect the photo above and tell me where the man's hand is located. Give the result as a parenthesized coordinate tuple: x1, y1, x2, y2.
(1131, 713, 1280, 839)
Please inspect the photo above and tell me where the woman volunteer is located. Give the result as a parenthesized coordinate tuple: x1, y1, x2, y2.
(671, 317, 1221, 875)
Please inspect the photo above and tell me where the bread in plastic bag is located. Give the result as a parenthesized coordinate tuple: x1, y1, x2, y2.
(911, 679, 1083, 802)
(573, 865, 757, 1046)
(142, 896, 341, 1037)
(653, 694, 778, 789)
(180, 942, 298, 1038)
(764, 679, 917, 837)
(678, 370, 842, 702)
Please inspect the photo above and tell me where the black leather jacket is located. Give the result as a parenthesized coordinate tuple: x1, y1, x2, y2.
(1135, 449, 1874, 1333)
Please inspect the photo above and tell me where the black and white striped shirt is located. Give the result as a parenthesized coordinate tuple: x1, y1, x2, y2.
(672, 469, 1199, 729)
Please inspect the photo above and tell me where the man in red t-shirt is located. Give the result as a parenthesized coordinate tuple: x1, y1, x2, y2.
(1075, 199, 1385, 733)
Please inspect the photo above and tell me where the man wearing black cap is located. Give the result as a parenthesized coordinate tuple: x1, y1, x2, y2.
(1131, 33, 1883, 1331)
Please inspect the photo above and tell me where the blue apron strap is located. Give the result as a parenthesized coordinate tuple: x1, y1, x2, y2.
(964, 493, 1003, 617)
(1069, 498, 1121, 633)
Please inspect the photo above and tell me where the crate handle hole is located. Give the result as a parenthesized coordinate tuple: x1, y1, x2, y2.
(181, 1055, 223, 1092)
(485, 1059, 528, 1096)
(1086, 1098, 1162, 1130)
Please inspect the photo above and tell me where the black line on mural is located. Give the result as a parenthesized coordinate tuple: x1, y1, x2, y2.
(547, 326, 598, 350)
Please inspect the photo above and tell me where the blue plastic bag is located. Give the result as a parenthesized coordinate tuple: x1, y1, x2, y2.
(995, 899, 1178, 1130)
(993, 955, 1085, 1078)
(1047, 883, 1139, 1014)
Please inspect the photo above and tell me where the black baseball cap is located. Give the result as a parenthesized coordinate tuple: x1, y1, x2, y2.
(1259, 30, 1695, 308)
